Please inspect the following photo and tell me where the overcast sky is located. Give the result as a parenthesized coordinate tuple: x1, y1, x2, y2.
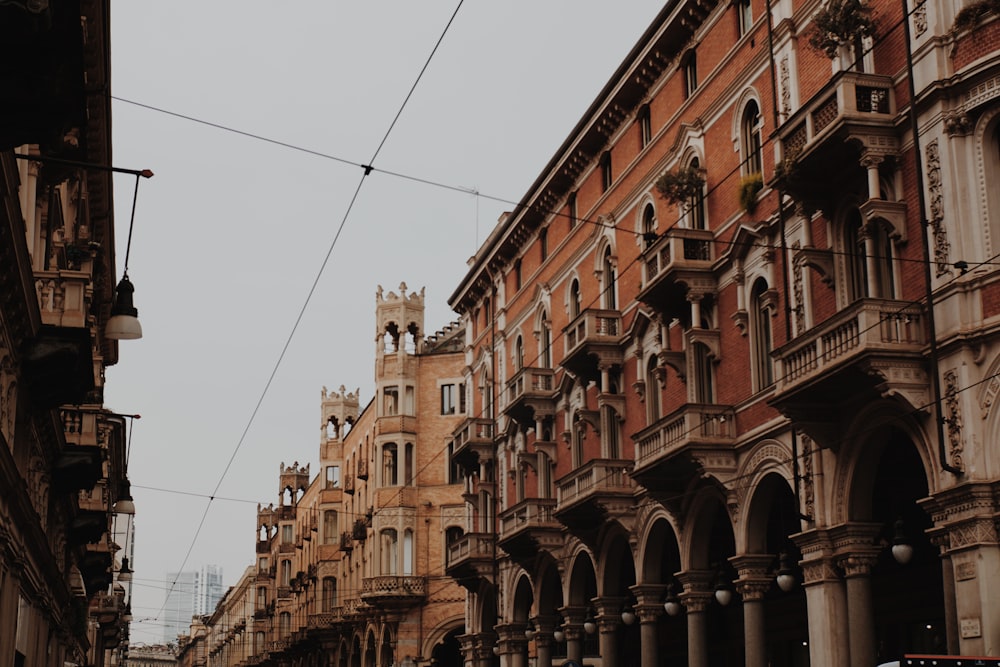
(103, 1, 666, 644)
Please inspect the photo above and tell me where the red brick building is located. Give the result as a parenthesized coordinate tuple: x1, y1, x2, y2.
(446, 0, 1000, 665)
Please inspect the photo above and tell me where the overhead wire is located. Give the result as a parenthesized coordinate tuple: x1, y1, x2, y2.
(152, 0, 465, 624)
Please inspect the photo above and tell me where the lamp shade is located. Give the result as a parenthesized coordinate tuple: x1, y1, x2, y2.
(892, 518, 914, 565)
(552, 629, 565, 643)
(118, 556, 132, 582)
(776, 551, 797, 592)
(620, 608, 636, 625)
(114, 479, 136, 515)
(583, 619, 597, 635)
(106, 275, 142, 340)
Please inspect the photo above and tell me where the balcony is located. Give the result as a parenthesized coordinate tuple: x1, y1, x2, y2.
(35, 269, 93, 329)
(451, 417, 494, 475)
(777, 71, 897, 208)
(504, 367, 556, 425)
(562, 309, 624, 381)
(637, 228, 717, 322)
(555, 459, 635, 542)
(498, 498, 562, 565)
(631, 404, 737, 496)
(445, 532, 495, 590)
(770, 298, 927, 434)
(339, 532, 353, 551)
(343, 473, 355, 495)
(375, 414, 418, 436)
(357, 459, 369, 480)
(360, 575, 426, 609)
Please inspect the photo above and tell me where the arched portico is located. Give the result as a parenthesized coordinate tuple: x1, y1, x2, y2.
(596, 529, 639, 666)
(637, 514, 686, 666)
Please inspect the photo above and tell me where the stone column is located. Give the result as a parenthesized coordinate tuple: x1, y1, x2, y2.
(800, 556, 849, 667)
(733, 555, 776, 667)
(861, 154, 883, 200)
(677, 571, 714, 667)
(631, 583, 666, 667)
(839, 551, 880, 667)
(558, 606, 586, 664)
(532, 615, 555, 667)
(594, 597, 625, 666)
(495, 623, 526, 667)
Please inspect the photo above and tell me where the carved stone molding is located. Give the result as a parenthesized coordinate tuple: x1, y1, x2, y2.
(925, 140, 952, 276)
(943, 369, 965, 470)
(912, 0, 928, 36)
(944, 112, 973, 136)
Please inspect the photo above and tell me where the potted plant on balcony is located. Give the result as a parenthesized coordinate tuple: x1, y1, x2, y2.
(738, 172, 764, 213)
(808, 0, 877, 60)
(655, 165, 706, 205)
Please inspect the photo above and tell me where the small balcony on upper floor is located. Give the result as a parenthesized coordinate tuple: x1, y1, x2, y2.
(777, 71, 897, 208)
(631, 404, 737, 500)
(445, 532, 495, 591)
(360, 575, 426, 609)
(769, 298, 927, 440)
(451, 417, 495, 476)
(554, 459, 635, 544)
(637, 228, 717, 322)
(562, 309, 624, 382)
(503, 367, 557, 425)
(498, 498, 562, 566)
(375, 414, 418, 437)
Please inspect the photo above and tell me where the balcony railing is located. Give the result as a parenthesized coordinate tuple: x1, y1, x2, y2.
(307, 609, 345, 628)
(773, 298, 924, 395)
(780, 71, 895, 161)
(445, 532, 494, 568)
(556, 459, 635, 509)
(360, 575, 426, 602)
(450, 417, 496, 475)
(564, 309, 622, 356)
(633, 404, 736, 472)
(506, 367, 555, 405)
(499, 498, 559, 539)
(641, 227, 715, 289)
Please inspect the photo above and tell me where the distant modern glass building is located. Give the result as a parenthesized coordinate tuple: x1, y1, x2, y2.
(163, 565, 224, 642)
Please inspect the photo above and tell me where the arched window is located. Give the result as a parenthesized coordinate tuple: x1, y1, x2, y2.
(845, 208, 868, 303)
(322, 577, 337, 612)
(870, 221, 895, 298)
(279, 612, 291, 637)
(693, 343, 714, 403)
(688, 157, 707, 230)
(570, 279, 582, 318)
(403, 529, 414, 575)
(324, 510, 338, 545)
(638, 104, 652, 148)
(642, 203, 657, 247)
(602, 247, 617, 309)
(445, 526, 464, 549)
(737, 0, 753, 36)
(741, 100, 763, 175)
(646, 355, 661, 424)
(381, 529, 398, 575)
(404, 443, 414, 485)
(750, 278, 774, 390)
(539, 311, 552, 368)
(280, 559, 291, 586)
(382, 443, 398, 486)
(481, 369, 493, 417)
(514, 335, 524, 370)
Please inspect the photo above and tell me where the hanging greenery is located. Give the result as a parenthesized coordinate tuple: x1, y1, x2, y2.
(655, 165, 707, 204)
(808, 0, 877, 59)
(738, 173, 764, 213)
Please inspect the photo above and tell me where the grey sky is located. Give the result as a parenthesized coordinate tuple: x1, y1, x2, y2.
(103, 1, 665, 644)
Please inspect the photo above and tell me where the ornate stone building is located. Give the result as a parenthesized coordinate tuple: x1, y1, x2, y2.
(444, 0, 1000, 664)
(1, 2, 136, 667)
(199, 286, 468, 667)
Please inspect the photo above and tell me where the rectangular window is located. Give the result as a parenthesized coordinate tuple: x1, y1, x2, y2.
(513, 259, 522, 291)
(737, 0, 753, 36)
(684, 51, 698, 98)
(383, 386, 399, 415)
(258, 557, 269, 572)
(441, 384, 456, 415)
(568, 192, 578, 229)
(638, 105, 652, 148)
(447, 441, 463, 484)
(404, 386, 415, 415)
(281, 524, 293, 543)
(600, 151, 613, 191)
(540, 227, 548, 261)
(323, 510, 338, 545)
(459, 382, 466, 413)
(325, 465, 340, 489)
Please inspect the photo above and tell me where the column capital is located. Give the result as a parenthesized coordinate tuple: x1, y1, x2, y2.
(676, 570, 715, 613)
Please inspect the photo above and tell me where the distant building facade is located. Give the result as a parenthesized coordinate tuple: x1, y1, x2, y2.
(191, 285, 468, 667)
(164, 566, 224, 642)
